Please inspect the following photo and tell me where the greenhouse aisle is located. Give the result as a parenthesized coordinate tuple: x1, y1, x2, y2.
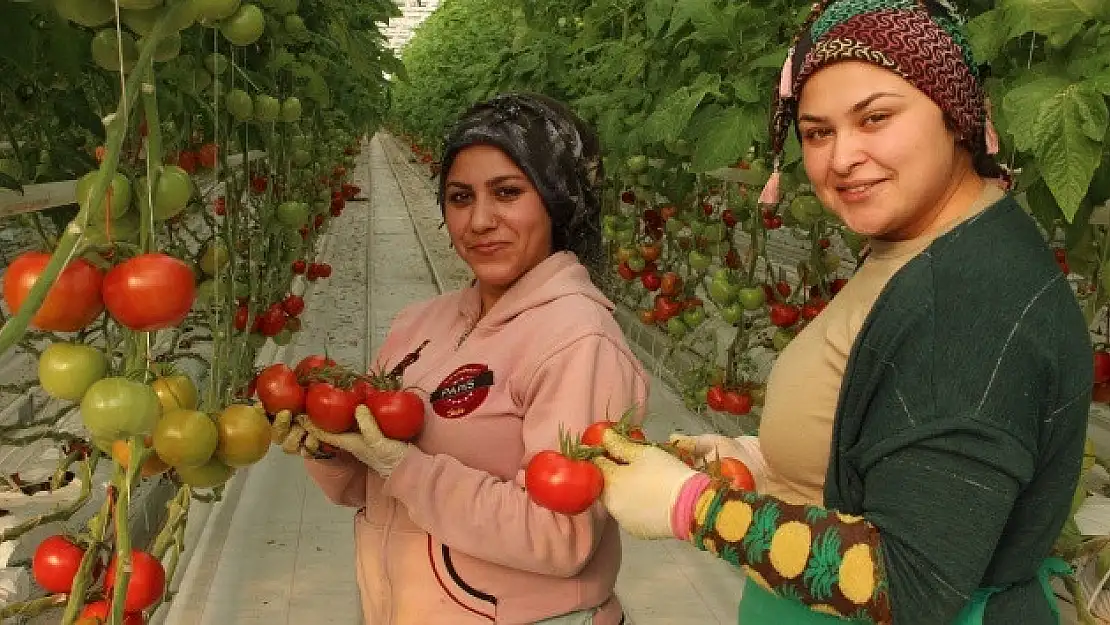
(163, 135, 745, 625)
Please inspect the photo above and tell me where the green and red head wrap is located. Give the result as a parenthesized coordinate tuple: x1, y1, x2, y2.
(759, 0, 1002, 205)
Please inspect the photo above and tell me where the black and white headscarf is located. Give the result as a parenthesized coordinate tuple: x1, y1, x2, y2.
(439, 93, 604, 270)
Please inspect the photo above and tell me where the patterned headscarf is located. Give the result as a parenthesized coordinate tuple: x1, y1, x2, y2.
(439, 93, 604, 268)
(760, 0, 1002, 205)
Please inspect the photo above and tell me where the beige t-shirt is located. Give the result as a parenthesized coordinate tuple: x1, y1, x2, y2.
(757, 183, 1006, 506)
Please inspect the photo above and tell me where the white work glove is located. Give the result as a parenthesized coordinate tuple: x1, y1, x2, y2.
(668, 433, 768, 488)
(296, 405, 413, 478)
(593, 429, 700, 540)
(271, 409, 327, 457)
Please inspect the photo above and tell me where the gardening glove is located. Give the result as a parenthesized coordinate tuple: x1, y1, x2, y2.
(271, 409, 327, 458)
(593, 429, 700, 540)
(296, 405, 412, 478)
(668, 433, 768, 488)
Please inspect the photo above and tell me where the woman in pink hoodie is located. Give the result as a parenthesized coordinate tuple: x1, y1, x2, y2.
(271, 93, 648, 625)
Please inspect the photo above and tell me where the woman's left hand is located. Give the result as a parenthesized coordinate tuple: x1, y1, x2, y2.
(297, 405, 413, 477)
(593, 429, 701, 540)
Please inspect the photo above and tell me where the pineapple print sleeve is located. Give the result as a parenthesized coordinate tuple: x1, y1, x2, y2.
(690, 485, 891, 623)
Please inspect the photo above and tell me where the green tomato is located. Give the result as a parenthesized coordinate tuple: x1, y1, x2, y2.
(205, 52, 230, 75)
(688, 221, 705, 237)
(253, 94, 281, 122)
(627, 155, 649, 174)
(708, 279, 736, 306)
(154, 409, 219, 468)
(176, 456, 234, 488)
(55, 0, 114, 27)
(688, 250, 711, 271)
(290, 134, 310, 152)
(280, 97, 302, 122)
(80, 377, 161, 441)
(233, 281, 250, 299)
(283, 14, 306, 33)
(276, 201, 309, 228)
(702, 222, 726, 242)
(195, 0, 241, 22)
(614, 228, 635, 246)
(199, 242, 230, 276)
(721, 303, 744, 325)
(77, 171, 132, 222)
(682, 307, 706, 327)
(737, 287, 766, 311)
(226, 89, 253, 120)
(138, 165, 193, 221)
(666, 317, 688, 339)
(665, 218, 686, 235)
(220, 4, 265, 46)
(291, 148, 311, 167)
(626, 256, 646, 272)
(712, 268, 733, 283)
(91, 29, 138, 72)
(149, 32, 182, 62)
(194, 279, 218, 309)
(772, 329, 795, 351)
(38, 343, 108, 402)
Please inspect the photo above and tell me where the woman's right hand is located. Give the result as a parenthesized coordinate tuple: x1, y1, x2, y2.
(271, 409, 329, 458)
(667, 433, 768, 486)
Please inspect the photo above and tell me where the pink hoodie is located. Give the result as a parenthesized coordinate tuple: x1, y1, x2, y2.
(305, 252, 649, 625)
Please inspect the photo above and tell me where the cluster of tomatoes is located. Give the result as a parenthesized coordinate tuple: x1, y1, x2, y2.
(4, 251, 195, 334)
(233, 293, 306, 341)
(254, 355, 425, 441)
(165, 142, 220, 174)
(762, 277, 847, 351)
(33, 535, 164, 625)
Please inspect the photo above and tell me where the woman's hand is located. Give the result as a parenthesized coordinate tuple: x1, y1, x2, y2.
(593, 429, 701, 540)
(297, 405, 413, 478)
(271, 409, 328, 457)
(668, 433, 768, 486)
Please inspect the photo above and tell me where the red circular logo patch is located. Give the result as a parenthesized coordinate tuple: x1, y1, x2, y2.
(430, 364, 494, 419)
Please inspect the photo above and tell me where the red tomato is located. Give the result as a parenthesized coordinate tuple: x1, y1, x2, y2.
(713, 457, 756, 490)
(104, 550, 165, 612)
(1094, 382, 1110, 404)
(292, 259, 307, 274)
(255, 364, 305, 415)
(3, 252, 104, 332)
(638, 309, 655, 325)
(103, 253, 195, 331)
(706, 386, 728, 412)
(1095, 350, 1110, 385)
(580, 421, 646, 447)
(214, 196, 226, 216)
(282, 294, 305, 317)
(617, 261, 636, 281)
(365, 390, 424, 441)
(256, 304, 287, 337)
(525, 451, 604, 515)
(197, 143, 219, 169)
(250, 175, 267, 194)
(640, 271, 661, 291)
(305, 383, 358, 433)
(660, 272, 681, 296)
(722, 391, 752, 416)
(175, 151, 196, 174)
(295, 355, 337, 381)
(722, 209, 738, 228)
(79, 601, 144, 624)
(769, 302, 800, 328)
(775, 281, 791, 298)
(32, 535, 87, 593)
(352, 379, 376, 404)
(316, 263, 332, 278)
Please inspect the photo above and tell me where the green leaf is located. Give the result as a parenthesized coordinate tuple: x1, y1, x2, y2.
(641, 74, 720, 144)
(1085, 73, 1110, 97)
(1034, 85, 1106, 221)
(1002, 77, 1071, 152)
(1002, 0, 1099, 39)
(666, 0, 717, 38)
(730, 76, 761, 104)
(966, 9, 1010, 62)
(645, 0, 672, 36)
(689, 107, 754, 173)
(748, 49, 788, 70)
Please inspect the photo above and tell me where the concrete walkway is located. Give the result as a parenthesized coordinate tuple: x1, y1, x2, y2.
(161, 134, 746, 625)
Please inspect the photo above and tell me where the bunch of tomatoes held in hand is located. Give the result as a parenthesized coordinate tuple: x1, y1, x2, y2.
(254, 354, 426, 441)
(524, 413, 756, 516)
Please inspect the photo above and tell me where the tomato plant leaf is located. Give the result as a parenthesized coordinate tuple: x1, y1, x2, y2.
(729, 76, 761, 104)
(640, 74, 720, 145)
(1002, 76, 1071, 152)
(689, 106, 753, 173)
(645, 0, 672, 36)
(1002, 0, 1101, 39)
(666, 0, 719, 39)
(966, 9, 1010, 62)
(1034, 85, 1106, 221)
(747, 49, 788, 70)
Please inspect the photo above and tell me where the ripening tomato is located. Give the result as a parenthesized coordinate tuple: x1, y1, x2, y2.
(306, 383, 359, 433)
(104, 550, 165, 612)
(525, 451, 604, 515)
(255, 364, 305, 415)
(79, 600, 144, 625)
(710, 457, 756, 491)
(215, 404, 272, 467)
(3, 252, 104, 332)
(365, 389, 424, 441)
(103, 253, 195, 331)
(580, 421, 646, 447)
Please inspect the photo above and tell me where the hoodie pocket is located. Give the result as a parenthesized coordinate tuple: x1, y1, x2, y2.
(427, 536, 497, 622)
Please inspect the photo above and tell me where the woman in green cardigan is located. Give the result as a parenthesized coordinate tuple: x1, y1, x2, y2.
(594, 1, 1093, 624)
